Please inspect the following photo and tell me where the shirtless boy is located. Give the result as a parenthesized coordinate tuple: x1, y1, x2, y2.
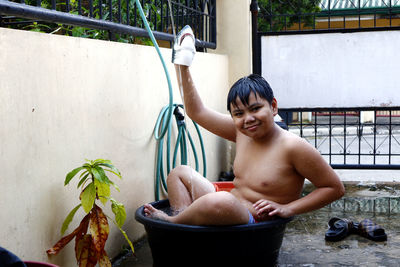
(144, 26, 344, 225)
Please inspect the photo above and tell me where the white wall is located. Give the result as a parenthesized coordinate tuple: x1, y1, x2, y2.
(213, 0, 252, 86)
(0, 27, 229, 266)
(261, 31, 400, 108)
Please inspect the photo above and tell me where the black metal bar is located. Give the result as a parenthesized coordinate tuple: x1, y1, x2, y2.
(0, 1, 216, 48)
(331, 164, 400, 170)
(389, 110, 392, 164)
(344, 111, 347, 164)
(260, 26, 400, 36)
(329, 111, 332, 165)
(211, 0, 216, 45)
(108, 0, 112, 21)
(373, 110, 377, 164)
(314, 111, 317, 148)
(250, 0, 260, 75)
(89, 0, 93, 17)
(300, 111, 303, 137)
(98, 0, 102, 20)
(126, 0, 129, 25)
(281, 107, 400, 112)
(160, 0, 163, 31)
(358, 112, 361, 164)
(118, 0, 121, 23)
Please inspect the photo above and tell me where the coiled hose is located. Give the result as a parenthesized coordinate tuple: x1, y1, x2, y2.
(154, 104, 206, 200)
(134, 0, 207, 200)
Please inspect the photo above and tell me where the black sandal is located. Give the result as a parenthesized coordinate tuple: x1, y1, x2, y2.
(357, 219, 387, 242)
(325, 217, 355, 241)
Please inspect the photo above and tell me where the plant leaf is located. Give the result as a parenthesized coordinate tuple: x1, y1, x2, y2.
(98, 249, 112, 267)
(93, 158, 112, 165)
(106, 214, 134, 254)
(89, 205, 109, 256)
(47, 214, 90, 255)
(65, 166, 84, 186)
(91, 167, 104, 183)
(77, 173, 90, 189)
(108, 180, 120, 192)
(81, 183, 96, 213)
(74, 215, 91, 262)
(94, 166, 109, 184)
(61, 204, 82, 235)
(98, 163, 122, 178)
(75, 234, 98, 267)
(110, 199, 126, 227)
(95, 179, 110, 205)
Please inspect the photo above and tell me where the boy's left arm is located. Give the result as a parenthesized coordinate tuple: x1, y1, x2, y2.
(254, 138, 345, 218)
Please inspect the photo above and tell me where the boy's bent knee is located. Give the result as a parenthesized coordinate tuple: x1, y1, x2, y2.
(197, 192, 248, 224)
(167, 165, 191, 182)
(203, 192, 240, 213)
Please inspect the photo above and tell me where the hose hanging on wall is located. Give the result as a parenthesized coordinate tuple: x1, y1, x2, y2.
(154, 104, 207, 200)
(134, 0, 207, 200)
(134, 0, 173, 140)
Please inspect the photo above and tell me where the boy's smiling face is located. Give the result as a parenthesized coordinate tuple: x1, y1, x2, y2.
(230, 92, 278, 140)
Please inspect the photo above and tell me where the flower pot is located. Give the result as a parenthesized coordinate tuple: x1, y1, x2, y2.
(24, 261, 59, 267)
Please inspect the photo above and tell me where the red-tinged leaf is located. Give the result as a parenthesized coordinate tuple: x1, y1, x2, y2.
(76, 234, 98, 267)
(89, 205, 109, 256)
(74, 214, 91, 261)
(47, 214, 90, 255)
(98, 250, 112, 267)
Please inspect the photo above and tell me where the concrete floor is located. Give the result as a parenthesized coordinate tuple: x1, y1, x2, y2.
(113, 208, 400, 267)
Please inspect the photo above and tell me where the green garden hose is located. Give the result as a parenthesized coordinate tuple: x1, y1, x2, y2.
(154, 104, 207, 200)
(134, 0, 207, 200)
(135, 0, 173, 140)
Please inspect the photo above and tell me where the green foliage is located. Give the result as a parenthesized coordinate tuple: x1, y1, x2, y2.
(110, 198, 127, 228)
(258, 0, 321, 32)
(6, 0, 163, 45)
(65, 159, 123, 214)
(61, 204, 82, 235)
(51, 158, 134, 255)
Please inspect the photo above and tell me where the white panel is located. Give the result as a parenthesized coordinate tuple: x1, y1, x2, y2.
(261, 31, 400, 108)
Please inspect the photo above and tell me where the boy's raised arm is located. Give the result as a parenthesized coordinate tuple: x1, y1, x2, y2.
(172, 26, 236, 142)
(175, 66, 236, 142)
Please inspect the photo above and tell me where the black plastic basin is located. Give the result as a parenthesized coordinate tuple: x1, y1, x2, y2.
(135, 199, 292, 266)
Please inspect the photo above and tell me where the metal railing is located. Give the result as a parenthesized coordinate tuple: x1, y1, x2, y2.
(0, 0, 216, 48)
(257, 0, 400, 34)
(280, 107, 400, 169)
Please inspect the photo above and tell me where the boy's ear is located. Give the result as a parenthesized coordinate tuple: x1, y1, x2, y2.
(271, 98, 278, 115)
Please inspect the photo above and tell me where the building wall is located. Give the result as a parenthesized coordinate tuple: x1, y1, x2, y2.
(261, 30, 400, 108)
(213, 0, 253, 85)
(0, 27, 230, 265)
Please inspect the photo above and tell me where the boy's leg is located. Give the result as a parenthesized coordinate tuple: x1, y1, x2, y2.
(166, 165, 215, 213)
(145, 191, 250, 225)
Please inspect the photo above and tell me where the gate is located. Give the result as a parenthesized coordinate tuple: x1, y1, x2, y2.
(251, 0, 400, 169)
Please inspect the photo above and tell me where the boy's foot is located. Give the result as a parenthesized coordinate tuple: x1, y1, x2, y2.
(172, 25, 195, 66)
(144, 204, 172, 222)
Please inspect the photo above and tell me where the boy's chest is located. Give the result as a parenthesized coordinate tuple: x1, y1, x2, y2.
(233, 141, 294, 185)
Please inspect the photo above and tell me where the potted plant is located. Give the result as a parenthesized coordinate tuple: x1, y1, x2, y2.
(47, 159, 134, 266)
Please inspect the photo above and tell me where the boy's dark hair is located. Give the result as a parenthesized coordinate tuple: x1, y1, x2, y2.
(227, 74, 274, 112)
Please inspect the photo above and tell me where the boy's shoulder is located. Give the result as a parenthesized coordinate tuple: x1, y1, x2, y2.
(278, 130, 315, 153)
